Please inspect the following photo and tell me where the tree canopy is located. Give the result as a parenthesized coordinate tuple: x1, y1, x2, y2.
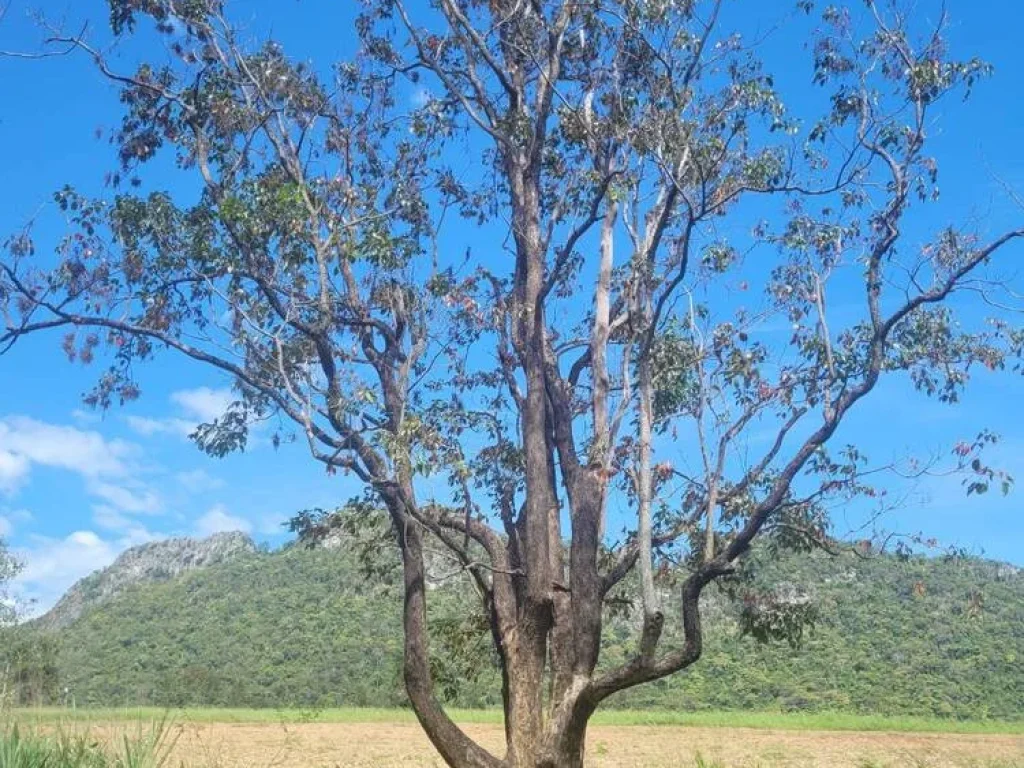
(1, 1, 1022, 766)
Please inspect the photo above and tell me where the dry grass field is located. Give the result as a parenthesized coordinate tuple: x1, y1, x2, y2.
(141, 721, 1023, 768)
(9, 711, 1021, 767)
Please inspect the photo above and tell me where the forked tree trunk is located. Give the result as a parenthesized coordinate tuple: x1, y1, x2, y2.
(401, 606, 598, 767)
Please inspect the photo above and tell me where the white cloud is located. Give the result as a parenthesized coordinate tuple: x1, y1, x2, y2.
(0, 416, 134, 480)
(70, 409, 101, 426)
(1, 508, 32, 524)
(91, 505, 133, 532)
(175, 469, 224, 493)
(90, 503, 159, 544)
(87, 481, 162, 514)
(171, 387, 234, 423)
(0, 416, 164, 518)
(195, 504, 252, 537)
(0, 450, 30, 495)
(125, 386, 235, 440)
(0, 508, 29, 539)
(124, 415, 193, 438)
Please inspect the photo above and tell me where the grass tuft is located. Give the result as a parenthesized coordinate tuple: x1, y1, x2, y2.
(0, 717, 177, 768)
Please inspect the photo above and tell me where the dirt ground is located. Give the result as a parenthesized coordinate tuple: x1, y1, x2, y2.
(160, 722, 1023, 767)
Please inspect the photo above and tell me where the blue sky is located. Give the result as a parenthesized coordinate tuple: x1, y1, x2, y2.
(0, 0, 1022, 614)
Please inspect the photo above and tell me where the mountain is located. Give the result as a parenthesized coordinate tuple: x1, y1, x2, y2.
(34, 532, 257, 631)
(4, 533, 1022, 719)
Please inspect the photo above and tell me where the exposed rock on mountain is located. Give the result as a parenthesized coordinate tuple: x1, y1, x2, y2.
(35, 532, 256, 630)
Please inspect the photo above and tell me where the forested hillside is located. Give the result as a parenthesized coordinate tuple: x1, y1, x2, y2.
(4, 540, 1021, 719)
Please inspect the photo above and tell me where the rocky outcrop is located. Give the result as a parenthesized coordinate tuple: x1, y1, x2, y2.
(35, 531, 256, 630)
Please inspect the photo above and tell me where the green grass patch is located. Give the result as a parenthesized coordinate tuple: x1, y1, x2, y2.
(0, 718, 176, 768)
(588, 709, 1024, 734)
(9, 708, 1022, 735)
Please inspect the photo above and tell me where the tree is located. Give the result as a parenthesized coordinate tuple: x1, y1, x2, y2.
(1, 0, 1021, 765)
(0, 537, 18, 629)
(1, 536, 22, 707)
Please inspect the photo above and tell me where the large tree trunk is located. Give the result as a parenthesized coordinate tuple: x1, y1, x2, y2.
(504, 688, 592, 768)
(502, 617, 548, 767)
